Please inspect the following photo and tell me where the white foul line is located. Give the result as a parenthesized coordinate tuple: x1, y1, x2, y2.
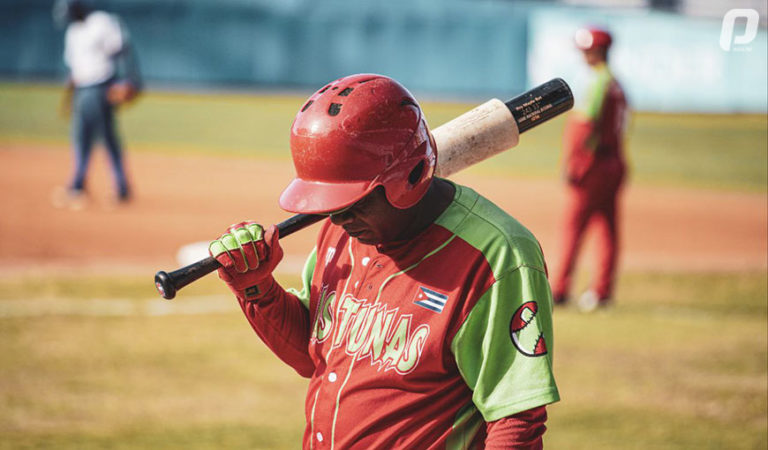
(0, 295, 241, 318)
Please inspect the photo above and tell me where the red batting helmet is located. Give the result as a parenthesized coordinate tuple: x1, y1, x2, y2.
(574, 27, 612, 51)
(279, 74, 436, 214)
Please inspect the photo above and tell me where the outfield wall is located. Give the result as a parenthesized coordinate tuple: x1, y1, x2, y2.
(528, 8, 768, 113)
(1, 0, 766, 112)
(0, 0, 532, 98)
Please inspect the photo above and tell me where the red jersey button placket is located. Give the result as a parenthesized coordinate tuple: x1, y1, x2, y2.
(351, 253, 379, 297)
(363, 254, 387, 295)
(319, 249, 385, 449)
(361, 256, 373, 292)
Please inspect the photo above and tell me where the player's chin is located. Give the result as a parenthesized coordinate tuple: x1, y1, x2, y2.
(348, 231, 379, 245)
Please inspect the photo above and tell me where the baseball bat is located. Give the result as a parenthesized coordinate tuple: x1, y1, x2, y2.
(155, 78, 573, 300)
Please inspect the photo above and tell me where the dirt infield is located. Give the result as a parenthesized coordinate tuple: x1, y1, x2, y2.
(1, 144, 765, 278)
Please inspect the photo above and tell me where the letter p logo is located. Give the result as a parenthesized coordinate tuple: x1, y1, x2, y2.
(720, 9, 760, 51)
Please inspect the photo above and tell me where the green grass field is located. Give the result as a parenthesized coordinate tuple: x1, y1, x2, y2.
(1, 83, 767, 448)
(1, 83, 766, 191)
(0, 271, 765, 449)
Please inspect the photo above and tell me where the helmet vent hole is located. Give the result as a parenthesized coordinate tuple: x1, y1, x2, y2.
(318, 85, 331, 94)
(408, 160, 425, 185)
(301, 100, 314, 112)
(401, 99, 418, 108)
(328, 103, 342, 116)
(338, 88, 354, 97)
(358, 78, 376, 84)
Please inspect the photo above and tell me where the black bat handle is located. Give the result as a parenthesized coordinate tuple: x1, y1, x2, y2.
(154, 213, 324, 299)
(505, 78, 574, 133)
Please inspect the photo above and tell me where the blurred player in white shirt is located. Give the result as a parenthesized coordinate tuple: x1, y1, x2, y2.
(64, 8, 124, 87)
(53, 0, 141, 208)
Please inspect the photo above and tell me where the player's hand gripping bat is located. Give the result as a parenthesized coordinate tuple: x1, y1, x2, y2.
(155, 78, 574, 299)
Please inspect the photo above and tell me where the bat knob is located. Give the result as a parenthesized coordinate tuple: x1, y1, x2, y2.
(154, 271, 176, 300)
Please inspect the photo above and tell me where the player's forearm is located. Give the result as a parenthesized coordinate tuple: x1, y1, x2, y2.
(485, 405, 547, 449)
(236, 278, 315, 377)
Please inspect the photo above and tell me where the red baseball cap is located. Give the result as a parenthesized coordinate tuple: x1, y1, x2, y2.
(574, 27, 612, 51)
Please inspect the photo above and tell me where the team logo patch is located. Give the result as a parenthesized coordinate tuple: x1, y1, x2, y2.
(510, 301, 547, 357)
(413, 287, 449, 313)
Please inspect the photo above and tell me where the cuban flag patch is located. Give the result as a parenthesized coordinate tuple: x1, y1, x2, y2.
(413, 286, 449, 313)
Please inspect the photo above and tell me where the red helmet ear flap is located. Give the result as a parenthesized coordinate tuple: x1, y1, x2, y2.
(382, 129, 436, 209)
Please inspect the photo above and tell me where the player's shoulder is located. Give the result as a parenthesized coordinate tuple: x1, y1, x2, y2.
(86, 11, 120, 28)
(87, 10, 110, 22)
(436, 182, 546, 277)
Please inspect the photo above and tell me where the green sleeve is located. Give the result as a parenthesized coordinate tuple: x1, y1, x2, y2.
(451, 265, 559, 421)
(578, 66, 613, 122)
(286, 246, 317, 310)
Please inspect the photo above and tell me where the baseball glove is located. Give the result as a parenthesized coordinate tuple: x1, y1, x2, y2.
(107, 81, 139, 106)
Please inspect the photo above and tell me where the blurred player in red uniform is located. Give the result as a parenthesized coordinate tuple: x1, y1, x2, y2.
(551, 27, 629, 312)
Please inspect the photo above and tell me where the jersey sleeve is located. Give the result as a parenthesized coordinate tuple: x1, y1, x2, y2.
(576, 65, 612, 122)
(566, 67, 613, 161)
(235, 248, 318, 378)
(485, 406, 547, 449)
(451, 264, 559, 422)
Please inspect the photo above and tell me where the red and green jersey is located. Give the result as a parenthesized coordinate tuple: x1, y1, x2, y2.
(269, 182, 559, 449)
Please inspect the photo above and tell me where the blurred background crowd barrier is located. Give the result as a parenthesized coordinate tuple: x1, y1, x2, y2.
(2, 0, 766, 112)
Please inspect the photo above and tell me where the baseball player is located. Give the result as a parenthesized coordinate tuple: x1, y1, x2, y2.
(550, 27, 629, 312)
(53, 0, 141, 208)
(208, 74, 559, 448)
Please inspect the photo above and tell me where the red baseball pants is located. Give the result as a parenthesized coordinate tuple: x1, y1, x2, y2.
(552, 158, 625, 301)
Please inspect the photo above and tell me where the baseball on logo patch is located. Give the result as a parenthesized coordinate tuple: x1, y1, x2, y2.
(510, 301, 547, 357)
